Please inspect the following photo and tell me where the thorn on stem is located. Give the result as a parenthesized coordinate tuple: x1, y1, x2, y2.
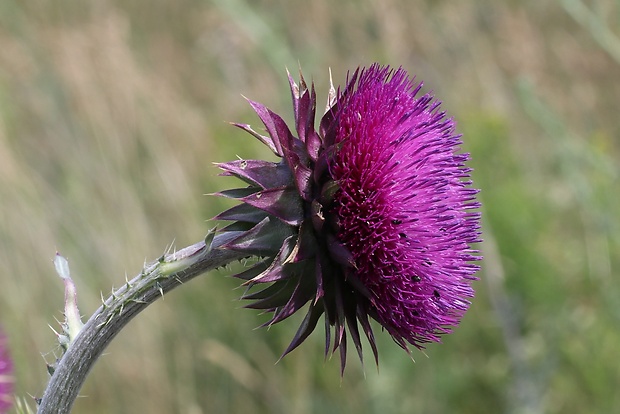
(156, 282, 164, 299)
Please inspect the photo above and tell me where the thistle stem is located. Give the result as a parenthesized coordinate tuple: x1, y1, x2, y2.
(37, 234, 246, 414)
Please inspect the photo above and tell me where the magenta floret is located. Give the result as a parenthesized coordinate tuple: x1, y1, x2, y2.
(215, 64, 481, 372)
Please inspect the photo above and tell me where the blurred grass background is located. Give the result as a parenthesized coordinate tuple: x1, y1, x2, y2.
(1, 0, 619, 413)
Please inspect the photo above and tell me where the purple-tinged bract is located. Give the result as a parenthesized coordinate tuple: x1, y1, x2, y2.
(215, 64, 481, 372)
(0, 328, 14, 413)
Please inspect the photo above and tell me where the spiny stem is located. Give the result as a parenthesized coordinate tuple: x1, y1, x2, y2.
(37, 234, 246, 414)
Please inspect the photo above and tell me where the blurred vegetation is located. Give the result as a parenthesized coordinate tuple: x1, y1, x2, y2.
(1, 0, 619, 413)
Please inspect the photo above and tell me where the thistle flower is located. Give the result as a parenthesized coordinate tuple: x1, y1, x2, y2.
(0, 328, 14, 413)
(215, 64, 481, 372)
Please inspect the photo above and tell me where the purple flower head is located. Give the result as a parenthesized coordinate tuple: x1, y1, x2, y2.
(0, 328, 14, 413)
(215, 64, 481, 372)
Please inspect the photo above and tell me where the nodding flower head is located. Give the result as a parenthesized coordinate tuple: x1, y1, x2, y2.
(214, 64, 481, 373)
(0, 328, 14, 413)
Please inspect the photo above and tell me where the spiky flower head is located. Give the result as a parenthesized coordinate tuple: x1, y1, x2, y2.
(215, 64, 481, 372)
(0, 328, 14, 413)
